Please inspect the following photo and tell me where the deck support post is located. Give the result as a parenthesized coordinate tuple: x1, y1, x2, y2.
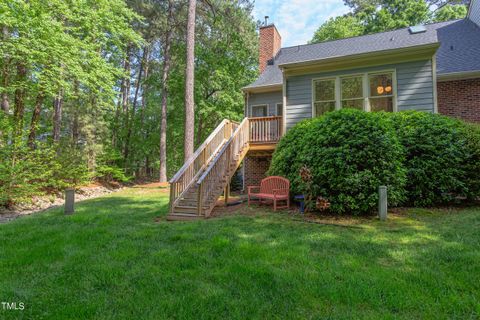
(224, 182, 230, 205)
(197, 184, 203, 216)
(378, 186, 387, 221)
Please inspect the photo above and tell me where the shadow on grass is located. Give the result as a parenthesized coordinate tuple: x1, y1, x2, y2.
(0, 189, 479, 319)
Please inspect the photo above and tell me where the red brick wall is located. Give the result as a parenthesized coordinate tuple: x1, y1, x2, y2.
(244, 156, 271, 188)
(437, 78, 480, 123)
(259, 25, 281, 73)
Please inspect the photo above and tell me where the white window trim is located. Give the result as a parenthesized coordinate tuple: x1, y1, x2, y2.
(275, 102, 283, 116)
(250, 104, 268, 118)
(311, 70, 398, 116)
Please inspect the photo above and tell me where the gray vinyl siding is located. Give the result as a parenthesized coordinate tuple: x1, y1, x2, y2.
(247, 91, 283, 117)
(285, 59, 434, 129)
(469, 0, 480, 27)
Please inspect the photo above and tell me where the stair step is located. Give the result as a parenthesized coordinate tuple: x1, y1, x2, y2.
(173, 205, 199, 214)
(167, 213, 204, 221)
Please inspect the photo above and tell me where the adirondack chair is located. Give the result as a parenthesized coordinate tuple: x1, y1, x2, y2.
(248, 176, 290, 211)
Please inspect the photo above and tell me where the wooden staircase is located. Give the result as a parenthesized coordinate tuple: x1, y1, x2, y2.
(167, 116, 281, 220)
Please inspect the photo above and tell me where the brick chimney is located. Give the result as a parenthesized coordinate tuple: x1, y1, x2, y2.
(259, 23, 281, 73)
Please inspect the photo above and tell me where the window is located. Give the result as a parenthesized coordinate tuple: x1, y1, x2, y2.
(276, 103, 283, 116)
(313, 79, 336, 116)
(369, 73, 394, 112)
(312, 71, 396, 115)
(251, 104, 267, 117)
(341, 76, 364, 110)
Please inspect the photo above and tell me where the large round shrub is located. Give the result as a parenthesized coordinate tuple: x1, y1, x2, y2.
(388, 112, 467, 206)
(464, 123, 480, 200)
(269, 109, 406, 215)
(389, 112, 479, 206)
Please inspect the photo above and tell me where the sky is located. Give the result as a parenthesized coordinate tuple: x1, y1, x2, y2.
(252, 0, 351, 47)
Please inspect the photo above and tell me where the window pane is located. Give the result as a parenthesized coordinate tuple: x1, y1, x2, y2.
(314, 79, 335, 101)
(315, 101, 335, 116)
(342, 99, 364, 110)
(341, 77, 363, 99)
(251, 105, 267, 117)
(276, 104, 283, 116)
(370, 97, 393, 112)
(370, 73, 393, 97)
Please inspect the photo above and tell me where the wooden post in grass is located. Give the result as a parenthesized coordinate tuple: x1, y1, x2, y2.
(378, 186, 387, 221)
(224, 182, 230, 205)
(65, 188, 75, 215)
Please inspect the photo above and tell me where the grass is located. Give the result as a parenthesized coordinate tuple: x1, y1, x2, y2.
(0, 187, 479, 319)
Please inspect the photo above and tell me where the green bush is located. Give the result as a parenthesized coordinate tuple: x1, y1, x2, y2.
(267, 120, 313, 197)
(269, 109, 406, 215)
(464, 123, 480, 200)
(269, 110, 480, 214)
(389, 112, 477, 206)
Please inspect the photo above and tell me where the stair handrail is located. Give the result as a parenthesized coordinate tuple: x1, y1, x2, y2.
(169, 119, 229, 184)
(196, 118, 249, 215)
(169, 119, 234, 212)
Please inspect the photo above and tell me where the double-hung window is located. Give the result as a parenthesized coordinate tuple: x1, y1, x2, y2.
(313, 79, 336, 116)
(369, 73, 394, 112)
(341, 76, 364, 110)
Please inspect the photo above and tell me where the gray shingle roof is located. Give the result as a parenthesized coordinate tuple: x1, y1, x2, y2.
(245, 19, 480, 90)
(436, 19, 480, 74)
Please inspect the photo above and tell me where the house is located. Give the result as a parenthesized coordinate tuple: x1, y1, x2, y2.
(242, 0, 480, 188)
(168, 0, 480, 219)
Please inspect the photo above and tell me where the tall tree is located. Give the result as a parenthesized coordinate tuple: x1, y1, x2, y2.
(184, 0, 197, 161)
(159, 0, 174, 182)
(312, 0, 468, 43)
(310, 15, 364, 43)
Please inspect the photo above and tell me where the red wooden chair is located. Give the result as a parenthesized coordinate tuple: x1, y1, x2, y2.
(248, 176, 290, 211)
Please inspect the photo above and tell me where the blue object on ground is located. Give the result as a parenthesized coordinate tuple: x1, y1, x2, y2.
(294, 195, 305, 214)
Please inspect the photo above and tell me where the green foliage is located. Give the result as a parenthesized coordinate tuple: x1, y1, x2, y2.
(464, 123, 480, 200)
(267, 120, 313, 197)
(310, 15, 364, 43)
(270, 110, 480, 214)
(433, 4, 468, 22)
(390, 112, 478, 206)
(96, 149, 130, 183)
(311, 0, 468, 43)
(360, 0, 431, 34)
(269, 109, 407, 215)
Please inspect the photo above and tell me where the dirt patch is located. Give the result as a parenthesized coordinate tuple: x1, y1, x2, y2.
(0, 183, 124, 224)
(133, 182, 169, 189)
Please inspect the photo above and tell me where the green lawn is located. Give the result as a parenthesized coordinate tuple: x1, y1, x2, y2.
(1, 187, 479, 319)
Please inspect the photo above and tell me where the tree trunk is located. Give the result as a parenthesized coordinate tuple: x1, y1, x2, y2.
(140, 45, 150, 128)
(71, 81, 80, 147)
(184, 0, 197, 161)
(1, 26, 9, 113)
(28, 91, 45, 148)
(159, 0, 174, 183)
(122, 47, 131, 114)
(196, 114, 203, 147)
(13, 62, 27, 142)
(52, 89, 63, 143)
(124, 46, 147, 168)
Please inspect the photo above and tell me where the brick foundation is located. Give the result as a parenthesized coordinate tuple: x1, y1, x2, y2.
(244, 156, 271, 188)
(437, 78, 480, 123)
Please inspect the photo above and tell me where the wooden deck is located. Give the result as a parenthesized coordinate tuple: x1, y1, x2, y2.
(168, 116, 282, 220)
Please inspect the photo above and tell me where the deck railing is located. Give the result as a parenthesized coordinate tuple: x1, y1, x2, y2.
(249, 116, 282, 143)
(196, 118, 250, 216)
(169, 119, 236, 211)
